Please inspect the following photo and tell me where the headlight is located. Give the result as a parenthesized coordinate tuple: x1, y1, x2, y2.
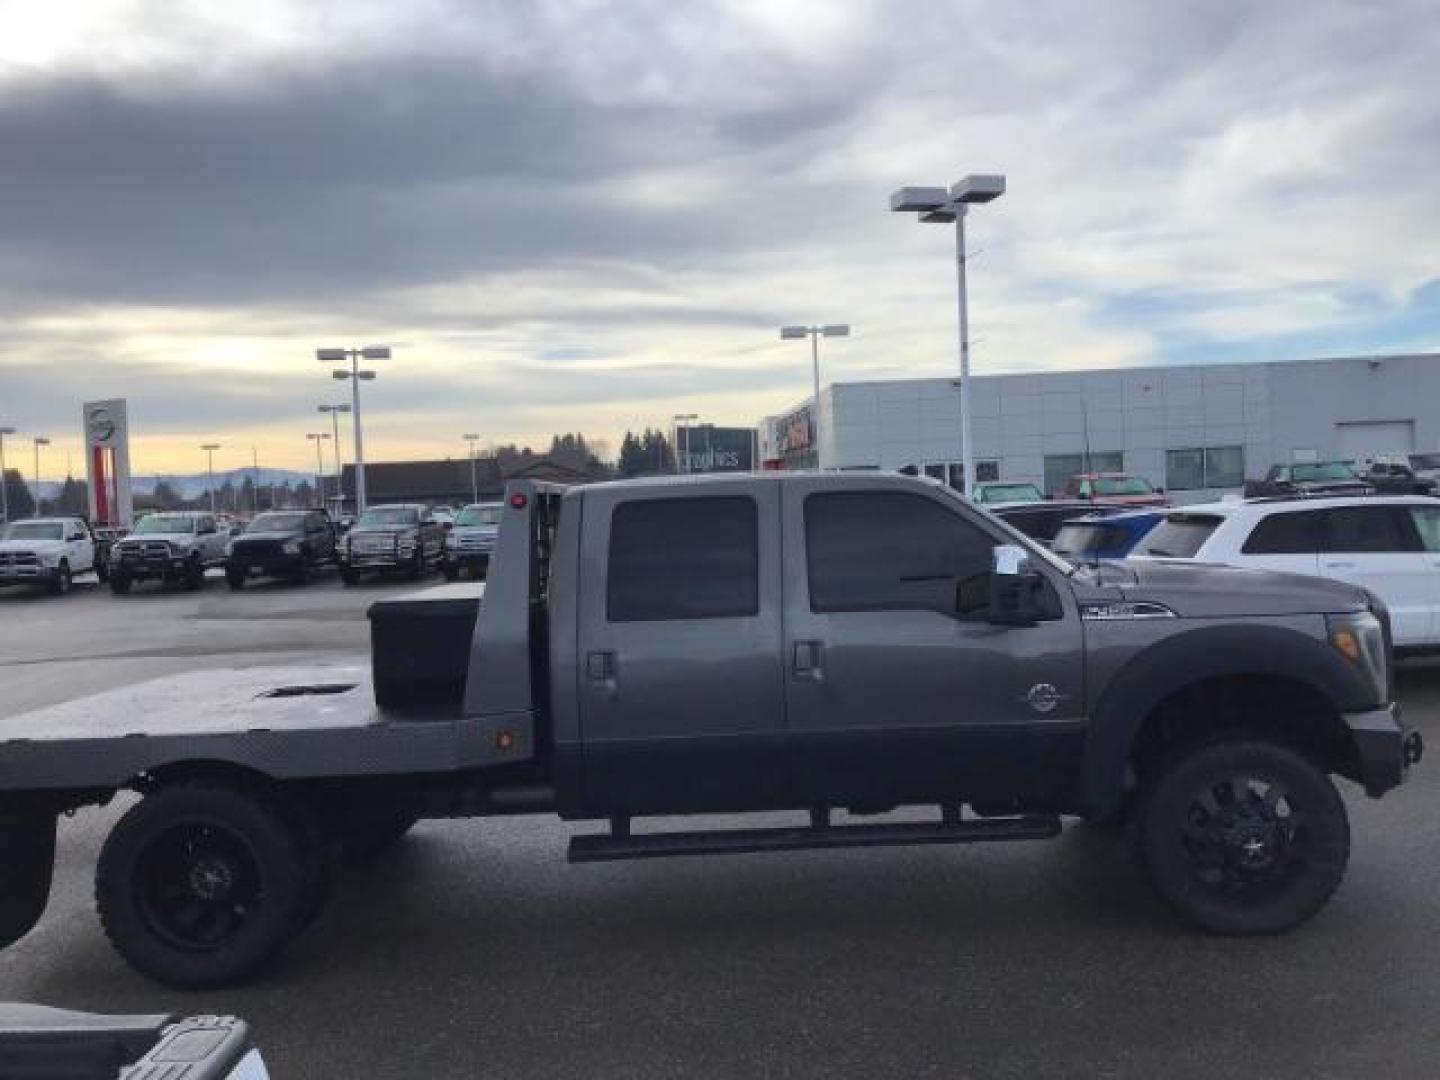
(282, 538, 303, 554)
(1327, 610, 1388, 701)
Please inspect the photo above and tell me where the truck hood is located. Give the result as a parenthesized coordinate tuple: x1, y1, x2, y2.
(347, 525, 416, 539)
(1075, 558, 1369, 618)
(117, 533, 196, 545)
(0, 538, 66, 555)
(233, 530, 302, 543)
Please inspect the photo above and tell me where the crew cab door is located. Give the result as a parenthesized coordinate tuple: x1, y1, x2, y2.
(780, 478, 1085, 812)
(576, 482, 785, 815)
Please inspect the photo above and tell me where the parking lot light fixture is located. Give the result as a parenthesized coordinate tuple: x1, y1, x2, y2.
(31, 437, 50, 515)
(306, 433, 331, 506)
(0, 426, 15, 524)
(319, 344, 390, 512)
(780, 325, 851, 469)
(200, 443, 221, 513)
(890, 173, 1006, 496)
(318, 403, 351, 511)
(672, 413, 698, 474)
(463, 434, 481, 503)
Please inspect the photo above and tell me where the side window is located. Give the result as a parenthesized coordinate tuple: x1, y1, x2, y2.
(198, 516, 215, 533)
(607, 497, 758, 622)
(805, 491, 994, 615)
(1240, 510, 1325, 555)
(1325, 507, 1420, 553)
(1409, 506, 1440, 552)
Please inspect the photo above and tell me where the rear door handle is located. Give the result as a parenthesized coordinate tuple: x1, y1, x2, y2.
(792, 640, 824, 680)
(586, 651, 616, 683)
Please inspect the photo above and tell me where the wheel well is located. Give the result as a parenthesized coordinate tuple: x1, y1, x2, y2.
(135, 760, 277, 794)
(1130, 673, 1360, 785)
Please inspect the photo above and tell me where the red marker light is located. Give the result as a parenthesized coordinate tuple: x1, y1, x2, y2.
(509, 492, 528, 510)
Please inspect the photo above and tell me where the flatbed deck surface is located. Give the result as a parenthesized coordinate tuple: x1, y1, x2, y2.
(0, 663, 515, 793)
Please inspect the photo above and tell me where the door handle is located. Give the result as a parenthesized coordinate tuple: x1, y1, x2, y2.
(586, 651, 616, 683)
(1323, 561, 1356, 569)
(792, 640, 824, 680)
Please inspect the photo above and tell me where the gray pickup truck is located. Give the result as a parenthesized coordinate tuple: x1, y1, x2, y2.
(0, 474, 1421, 988)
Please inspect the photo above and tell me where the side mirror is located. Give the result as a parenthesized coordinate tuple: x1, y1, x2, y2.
(988, 544, 1040, 627)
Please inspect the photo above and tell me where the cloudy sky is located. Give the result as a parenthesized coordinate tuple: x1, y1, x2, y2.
(2, 0, 1438, 477)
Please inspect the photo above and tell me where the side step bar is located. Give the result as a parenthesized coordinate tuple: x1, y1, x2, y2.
(568, 813, 1060, 864)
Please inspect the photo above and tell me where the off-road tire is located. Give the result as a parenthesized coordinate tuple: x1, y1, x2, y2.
(109, 573, 132, 595)
(96, 782, 312, 989)
(1138, 739, 1349, 936)
(183, 555, 205, 591)
(49, 561, 72, 596)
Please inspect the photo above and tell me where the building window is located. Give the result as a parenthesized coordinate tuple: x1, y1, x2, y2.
(1043, 452, 1123, 497)
(1165, 446, 1245, 491)
(975, 460, 1000, 483)
(607, 497, 759, 622)
(804, 491, 994, 616)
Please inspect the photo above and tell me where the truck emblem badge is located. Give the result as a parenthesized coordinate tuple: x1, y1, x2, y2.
(1025, 683, 1065, 714)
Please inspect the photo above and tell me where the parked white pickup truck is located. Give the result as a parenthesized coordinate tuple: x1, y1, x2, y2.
(0, 517, 101, 595)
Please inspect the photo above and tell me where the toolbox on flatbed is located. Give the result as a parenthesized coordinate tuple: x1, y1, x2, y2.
(368, 581, 484, 709)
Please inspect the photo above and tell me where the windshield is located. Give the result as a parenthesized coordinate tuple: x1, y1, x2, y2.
(938, 486, 1074, 575)
(1093, 476, 1154, 496)
(1292, 462, 1358, 482)
(977, 484, 1043, 504)
(3, 522, 63, 541)
(456, 505, 504, 526)
(247, 513, 306, 532)
(1132, 514, 1224, 558)
(134, 514, 197, 534)
(359, 507, 419, 527)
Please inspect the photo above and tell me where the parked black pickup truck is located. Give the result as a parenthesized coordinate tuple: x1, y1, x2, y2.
(0, 474, 1420, 988)
(338, 503, 446, 584)
(1243, 461, 1374, 499)
(225, 508, 337, 589)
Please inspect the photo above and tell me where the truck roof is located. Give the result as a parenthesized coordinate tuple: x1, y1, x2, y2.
(578, 471, 947, 496)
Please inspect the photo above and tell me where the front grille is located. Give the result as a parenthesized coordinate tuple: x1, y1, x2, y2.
(117, 540, 172, 559)
(0, 551, 39, 568)
(352, 535, 395, 555)
(456, 534, 495, 552)
(233, 538, 284, 559)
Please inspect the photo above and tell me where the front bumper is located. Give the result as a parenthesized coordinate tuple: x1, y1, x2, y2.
(112, 554, 190, 579)
(227, 553, 305, 577)
(1344, 703, 1422, 796)
(0, 565, 58, 584)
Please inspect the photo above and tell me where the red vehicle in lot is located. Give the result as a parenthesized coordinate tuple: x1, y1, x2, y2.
(1063, 472, 1169, 508)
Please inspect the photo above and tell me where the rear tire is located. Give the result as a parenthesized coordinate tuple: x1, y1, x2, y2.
(1137, 739, 1349, 936)
(96, 782, 311, 989)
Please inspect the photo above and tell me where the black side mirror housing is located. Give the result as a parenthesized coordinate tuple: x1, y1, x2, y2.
(987, 544, 1040, 627)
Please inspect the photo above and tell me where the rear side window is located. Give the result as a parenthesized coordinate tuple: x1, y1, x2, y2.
(607, 497, 758, 622)
(1053, 523, 1127, 558)
(1409, 506, 1440, 552)
(1324, 506, 1420, 553)
(1240, 510, 1325, 555)
(1134, 515, 1223, 558)
(805, 491, 994, 615)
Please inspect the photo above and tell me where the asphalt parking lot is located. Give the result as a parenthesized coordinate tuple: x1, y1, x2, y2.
(2, 571, 1440, 1078)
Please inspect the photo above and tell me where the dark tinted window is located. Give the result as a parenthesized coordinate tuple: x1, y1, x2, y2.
(607, 497, 758, 622)
(805, 491, 994, 614)
(1324, 506, 1420, 553)
(1241, 510, 1325, 555)
(1135, 514, 1224, 558)
(1053, 523, 1128, 559)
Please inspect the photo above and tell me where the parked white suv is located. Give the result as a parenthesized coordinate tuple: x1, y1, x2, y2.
(1131, 495, 1440, 648)
(0, 517, 100, 595)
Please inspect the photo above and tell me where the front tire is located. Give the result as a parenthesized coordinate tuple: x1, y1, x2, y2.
(96, 783, 311, 988)
(340, 566, 360, 587)
(226, 569, 246, 591)
(1137, 739, 1350, 936)
(48, 561, 72, 596)
(184, 555, 205, 591)
(109, 573, 132, 595)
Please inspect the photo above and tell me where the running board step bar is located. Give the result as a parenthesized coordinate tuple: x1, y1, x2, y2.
(568, 814, 1061, 863)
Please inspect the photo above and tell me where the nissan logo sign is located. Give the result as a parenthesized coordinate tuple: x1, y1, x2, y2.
(87, 406, 116, 444)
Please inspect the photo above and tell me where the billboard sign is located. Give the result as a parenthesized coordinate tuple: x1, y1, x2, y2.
(676, 425, 756, 473)
(84, 398, 133, 526)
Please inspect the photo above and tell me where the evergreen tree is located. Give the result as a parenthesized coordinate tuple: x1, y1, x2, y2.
(2, 469, 35, 520)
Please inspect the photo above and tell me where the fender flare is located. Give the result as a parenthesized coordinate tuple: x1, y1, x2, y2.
(1080, 624, 1376, 817)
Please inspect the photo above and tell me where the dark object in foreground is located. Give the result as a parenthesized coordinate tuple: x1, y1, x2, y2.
(0, 1004, 263, 1079)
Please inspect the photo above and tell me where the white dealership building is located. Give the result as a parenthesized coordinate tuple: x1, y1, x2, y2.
(758, 352, 1440, 502)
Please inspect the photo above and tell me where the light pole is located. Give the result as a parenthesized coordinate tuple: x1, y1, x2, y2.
(317, 403, 351, 511)
(200, 444, 221, 512)
(0, 426, 14, 524)
(890, 174, 1006, 496)
(463, 434, 481, 503)
(32, 437, 51, 514)
(306, 433, 331, 505)
(780, 324, 849, 469)
(672, 413, 698, 474)
(318, 345, 389, 514)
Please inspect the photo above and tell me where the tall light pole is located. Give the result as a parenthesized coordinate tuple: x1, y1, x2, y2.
(318, 345, 389, 513)
(890, 174, 1006, 496)
(463, 434, 481, 503)
(306, 433, 331, 505)
(200, 444, 221, 512)
(780, 324, 849, 469)
(317, 403, 351, 511)
(672, 413, 698, 474)
(0, 426, 14, 524)
(32, 437, 51, 514)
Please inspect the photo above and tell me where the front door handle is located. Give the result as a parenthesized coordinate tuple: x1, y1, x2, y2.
(792, 640, 824, 680)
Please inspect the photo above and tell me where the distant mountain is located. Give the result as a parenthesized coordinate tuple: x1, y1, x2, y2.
(133, 469, 313, 500)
